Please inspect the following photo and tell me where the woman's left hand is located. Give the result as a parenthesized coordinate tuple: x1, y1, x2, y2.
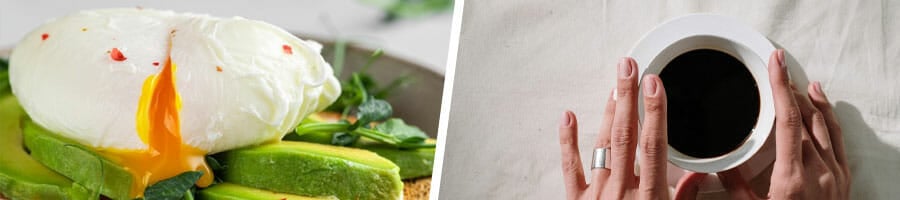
(558, 57, 703, 200)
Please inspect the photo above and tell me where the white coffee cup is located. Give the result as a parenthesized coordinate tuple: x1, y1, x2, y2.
(630, 14, 776, 174)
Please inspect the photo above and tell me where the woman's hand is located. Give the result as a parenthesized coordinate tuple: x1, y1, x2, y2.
(715, 50, 851, 199)
(558, 58, 698, 200)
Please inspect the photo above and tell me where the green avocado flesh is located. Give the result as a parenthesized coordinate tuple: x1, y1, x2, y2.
(359, 144, 435, 179)
(199, 183, 336, 200)
(288, 132, 435, 179)
(286, 113, 436, 179)
(214, 141, 404, 200)
(22, 120, 133, 199)
(0, 96, 91, 199)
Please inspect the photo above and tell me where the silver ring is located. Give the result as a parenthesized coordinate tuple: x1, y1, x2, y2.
(591, 147, 609, 169)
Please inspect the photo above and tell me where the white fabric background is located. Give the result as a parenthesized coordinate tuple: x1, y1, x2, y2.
(440, 1, 900, 199)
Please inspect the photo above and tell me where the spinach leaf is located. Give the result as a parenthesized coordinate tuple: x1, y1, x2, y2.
(355, 98, 392, 127)
(302, 46, 432, 149)
(143, 171, 203, 200)
(324, 45, 411, 114)
(375, 118, 427, 144)
(296, 120, 435, 149)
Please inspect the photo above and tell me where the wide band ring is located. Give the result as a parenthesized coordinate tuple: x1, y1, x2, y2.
(591, 147, 609, 170)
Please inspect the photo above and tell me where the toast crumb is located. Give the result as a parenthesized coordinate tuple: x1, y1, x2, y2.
(403, 177, 431, 200)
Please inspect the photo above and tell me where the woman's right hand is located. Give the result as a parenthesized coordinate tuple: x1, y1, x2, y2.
(714, 50, 851, 199)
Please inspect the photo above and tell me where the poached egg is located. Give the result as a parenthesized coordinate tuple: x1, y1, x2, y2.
(9, 8, 340, 197)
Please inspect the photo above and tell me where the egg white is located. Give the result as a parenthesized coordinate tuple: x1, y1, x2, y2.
(9, 8, 341, 153)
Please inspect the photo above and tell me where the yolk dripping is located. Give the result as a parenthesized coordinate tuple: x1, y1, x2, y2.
(98, 42, 213, 197)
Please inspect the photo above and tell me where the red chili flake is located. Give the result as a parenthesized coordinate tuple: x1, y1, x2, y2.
(41, 33, 49, 41)
(216, 66, 223, 72)
(282, 45, 293, 55)
(109, 48, 127, 61)
(152, 62, 160, 66)
(280, 198, 287, 200)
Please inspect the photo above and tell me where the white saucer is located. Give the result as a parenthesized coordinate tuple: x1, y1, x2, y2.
(628, 14, 777, 196)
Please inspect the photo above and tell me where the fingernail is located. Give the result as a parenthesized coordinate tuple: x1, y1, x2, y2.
(560, 111, 572, 127)
(619, 57, 633, 78)
(777, 49, 786, 69)
(813, 81, 824, 95)
(643, 77, 657, 97)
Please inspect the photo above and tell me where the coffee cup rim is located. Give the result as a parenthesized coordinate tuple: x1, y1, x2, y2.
(629, 14, 777, 174)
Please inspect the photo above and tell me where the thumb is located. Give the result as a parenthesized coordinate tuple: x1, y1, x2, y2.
(674, 172, 707, 200)
(717, 169, 760, 200)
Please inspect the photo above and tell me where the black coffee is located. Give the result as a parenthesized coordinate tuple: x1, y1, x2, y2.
(660, 49, 760, 158)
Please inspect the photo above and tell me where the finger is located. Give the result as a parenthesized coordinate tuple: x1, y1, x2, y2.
(800, 124, 827, 168)
(591, 89, 616, 186)
(559, 111, 587, 196)
(638, 75, 668, 196)
(795, 84, 839, 171)
(673, 172, 707, 200)
(808, 82, 847, 167)
(768, 49, 804, 172)
(718, 169, 759, 200)
(608, 57, 640, 191)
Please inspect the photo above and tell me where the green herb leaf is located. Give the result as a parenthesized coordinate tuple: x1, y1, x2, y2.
(375, 74, 413, 99)
(355, 98, 392, 127)
(295, 121, 351, 135)
(332, 39, 347, 76)
(323, 47, 414, 114)
(375, 118, 428, 144)
(361, 49, 384, 73)
(143, 171, 203, 200)
(356, 73, 379, 93)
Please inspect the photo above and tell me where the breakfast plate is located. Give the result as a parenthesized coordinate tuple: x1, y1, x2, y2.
(0, 27, 442, 199)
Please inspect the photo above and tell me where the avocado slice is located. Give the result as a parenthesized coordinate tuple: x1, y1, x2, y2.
(286, 131, 435, 179)
(286, 112, 436, 179)
(199, 183, 336, 200)
(0, 96, 91, 199)
(214, 141, 403, 200)
(287, 132, 434, 179)
(22, 120, 134, 199)
(358, 144, 434, 180)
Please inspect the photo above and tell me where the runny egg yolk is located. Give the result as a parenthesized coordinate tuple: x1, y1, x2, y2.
(97, 39, 213, 197)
